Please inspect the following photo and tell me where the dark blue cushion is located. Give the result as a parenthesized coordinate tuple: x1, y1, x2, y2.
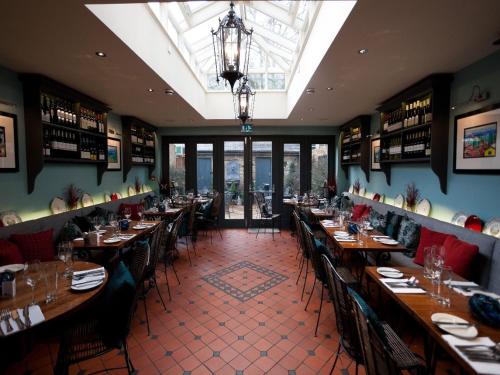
(101, 261, 136, 347)
(348, 288, 388, 346)
(315, 238, 336, 265)
(385, 211, 403, 239)
(299, 210, 311, 226)
(200, 200, 213, 219)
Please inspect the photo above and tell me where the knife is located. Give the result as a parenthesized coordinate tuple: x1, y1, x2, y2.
(23, 305, 32, 328)
(11, 309, 25, 330)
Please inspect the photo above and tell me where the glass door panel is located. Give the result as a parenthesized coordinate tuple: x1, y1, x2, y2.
(283, 143, 300, 198)
(251, 141, 273, 220)
(311, 143, 328, 196)
(169, 143, 185, 195)
(196, 143, 213, 195)
(224, 141, 245, 220)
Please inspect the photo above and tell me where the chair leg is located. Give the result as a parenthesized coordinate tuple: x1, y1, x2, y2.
(314, 285, 324, 337)
(305, 277, 316, 311)
(272, 218, 275, 240)
(256, 221, 260, 238)
(301, 259, 309, 301)
(123, 340, 135, 375)
(330, 341, 341, 375)
(154, 275, 169, 307)
(296, 256, 305, 284)
(191, 236, 197, 256)
(142, 283, 150, 336)
(186, 242, 192, 266)
(171, 262, 181, 285)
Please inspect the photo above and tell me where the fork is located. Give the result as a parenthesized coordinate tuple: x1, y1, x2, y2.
(1, 309, 13, 332)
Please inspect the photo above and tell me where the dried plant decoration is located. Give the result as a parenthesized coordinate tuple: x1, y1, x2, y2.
(64, 184, 82, 210)
(405, 182, 420, 211)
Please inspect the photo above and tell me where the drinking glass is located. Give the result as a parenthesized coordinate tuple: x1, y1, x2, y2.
(430, 255, 444, 299)
(439, 266, 453, 307)
(356, 222, 365, 245)
(137, 206, 144, 224)
(23, 260, 42, 305)
(423, 246, 435, 279)
(92, 216, 103, 232)
(43, 263, 59, 304)
(65, 243, 74, 277)
(123, 207, 131, 220)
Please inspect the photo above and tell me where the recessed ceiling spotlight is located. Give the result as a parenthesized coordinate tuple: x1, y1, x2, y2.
(327, 87, 334, 91)
(95, 51, 106, 57)
(308, 107, 314, 112)
(451, 106, 456, 110)
(305, 88, 315, 94)
(147, 88, 154, 92)
(300, 117, 304, 121)
(165, 89, 175, 95)
(358, 48, 368, 54)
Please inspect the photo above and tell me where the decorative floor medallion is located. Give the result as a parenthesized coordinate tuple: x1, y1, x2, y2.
(202, 260, 288, 302)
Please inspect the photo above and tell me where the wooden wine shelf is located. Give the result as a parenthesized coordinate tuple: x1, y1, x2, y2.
(377, 74, 452, 193)
(121, 116, 157, 183)
(340, 115, 371, 181)
(21, 74, 110, 194)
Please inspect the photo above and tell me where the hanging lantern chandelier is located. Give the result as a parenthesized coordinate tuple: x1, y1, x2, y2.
(234, 76, 255, 125)
(211, 2, 253, 92)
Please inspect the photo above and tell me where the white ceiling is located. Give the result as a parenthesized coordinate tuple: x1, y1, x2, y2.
(0, 0, 499, 128)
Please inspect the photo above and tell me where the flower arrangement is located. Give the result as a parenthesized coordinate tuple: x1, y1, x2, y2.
(135, 176, 141, 194)
(405, 182, 420, 211)
(64, 184, 82, 210)
(353, 178, 361, 195)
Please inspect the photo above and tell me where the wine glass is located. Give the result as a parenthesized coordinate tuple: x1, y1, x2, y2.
(137, 206, 144, 225)
(108, 213, 118, 237)
(123, 207, 131, 221)
(23, 260, 42, 305)
(92, 216, 102, 233)
(430, 254, 444, 299)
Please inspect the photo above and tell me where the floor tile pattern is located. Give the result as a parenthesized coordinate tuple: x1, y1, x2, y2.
(202, 260, 288, 302)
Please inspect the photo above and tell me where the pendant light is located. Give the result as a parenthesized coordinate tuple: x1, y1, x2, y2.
(234, 76, 255, 125)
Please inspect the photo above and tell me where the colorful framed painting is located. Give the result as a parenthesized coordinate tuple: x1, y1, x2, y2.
(107, 138, 121, 171)
(454, 103, 500, 174)
(371, 138, 381, 171)
(0, 111, 19, 172)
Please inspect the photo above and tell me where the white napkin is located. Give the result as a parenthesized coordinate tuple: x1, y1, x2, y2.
(119, 234, 136, 240)
(380, 278, 426, 294)
(334, 236, 356, 242)
(370, 235, 390, 239)
(0, 305, 45, 336)
(71, 267, 106, 287)
(446, 281, 500, 299)
(442, 335, 500, 374)
(73, 237, 84, 241)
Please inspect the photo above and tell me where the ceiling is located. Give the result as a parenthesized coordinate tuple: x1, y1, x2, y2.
(0, 0, 499, 128)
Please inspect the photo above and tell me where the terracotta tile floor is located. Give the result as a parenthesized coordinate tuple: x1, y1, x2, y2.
(6, 229, 455, 374)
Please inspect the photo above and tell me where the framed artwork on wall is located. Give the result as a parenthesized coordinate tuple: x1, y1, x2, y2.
(454, 102, 500, 174)
(371, 137, 381, 171)
(107, 138, 121, 171)
(0, 111, 19, 172)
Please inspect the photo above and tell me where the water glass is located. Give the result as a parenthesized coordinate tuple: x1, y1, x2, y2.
(430, 255, 444, 299)
(439, 266, 453, 307)
(43, 263, 59, 303)
(423, 246, 435, 279)
(23, 260, 42, 305)
(123, 207, 131, 220)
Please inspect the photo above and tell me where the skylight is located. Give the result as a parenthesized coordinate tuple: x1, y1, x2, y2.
(149, 1, 317, 92)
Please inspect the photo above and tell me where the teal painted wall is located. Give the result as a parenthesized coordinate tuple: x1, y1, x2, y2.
(0, 66, 156, 221)
(345, 50, 500, 223)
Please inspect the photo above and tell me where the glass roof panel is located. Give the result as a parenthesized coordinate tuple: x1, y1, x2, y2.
(154, 1, 317, 91)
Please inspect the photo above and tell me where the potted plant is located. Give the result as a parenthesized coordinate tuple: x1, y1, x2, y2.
(405, 182, 420, 212)
(64, 184, 82, 210)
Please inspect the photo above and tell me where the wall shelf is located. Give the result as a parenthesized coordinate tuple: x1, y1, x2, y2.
(340, 115, 371, 181)
(377, 74, 452, 193)
(21, 74, 110, 194)
(121, 116, 157, 183)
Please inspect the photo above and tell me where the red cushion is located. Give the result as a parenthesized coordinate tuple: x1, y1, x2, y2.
(441, 236, 479, 279)
(362, 206, 371, 218)
(119, 203, 144, 221)
(414, 227, 449, 266)
(351, 204, 367, 221)
(0, 239, 24, 266)
(10, 229, 55, 262)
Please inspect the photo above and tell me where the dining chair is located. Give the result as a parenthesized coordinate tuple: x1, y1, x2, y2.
(163, 214, 182, 285)
(292, 210, 304, 260)
(54, 249, 148, 375)
(349, 288, 425, 375)
(180, 203, 198, 261)
(137, 220, 169, 336)
(321, 254, 363, 375)
(197, 191, 223, 243)
(301, 222, 330, 336)
(295, 218, 311, 302)
(254, 192, 281, 240)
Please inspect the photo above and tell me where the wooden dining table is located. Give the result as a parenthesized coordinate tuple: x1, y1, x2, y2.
(0, 261, 107, 336)
(72, 220, 161, 251)
(143, 207, 184, 220)
(365, 267, 500, 375)
(319, 220, 407, 265)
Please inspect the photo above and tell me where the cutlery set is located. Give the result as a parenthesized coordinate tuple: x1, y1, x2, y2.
(456, 344, 500, 363)
(0, 305, 32, 335)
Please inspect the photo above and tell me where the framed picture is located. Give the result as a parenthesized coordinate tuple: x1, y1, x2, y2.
(454, 102, 500, 174)
(107, 138, 121, 170)
(0, 111, 19, 172)
(371, 138, 381, 171)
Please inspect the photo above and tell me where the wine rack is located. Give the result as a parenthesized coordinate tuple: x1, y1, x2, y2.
(121, 116, 157, 183)
(377, 74, 452, 193)
(340, 115, 371, 181)
(21, 74, 110, 194)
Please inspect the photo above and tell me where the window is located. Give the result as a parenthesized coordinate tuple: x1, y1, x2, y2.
(252, 141, 273, 219)
(283, 143, 300, 197)
(224, 141, 245, 220)
(169, 143, 185, 195)
(197, 143, 213, 195)
(311, 143, 328, 196)
(267, 73, 285, 90)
